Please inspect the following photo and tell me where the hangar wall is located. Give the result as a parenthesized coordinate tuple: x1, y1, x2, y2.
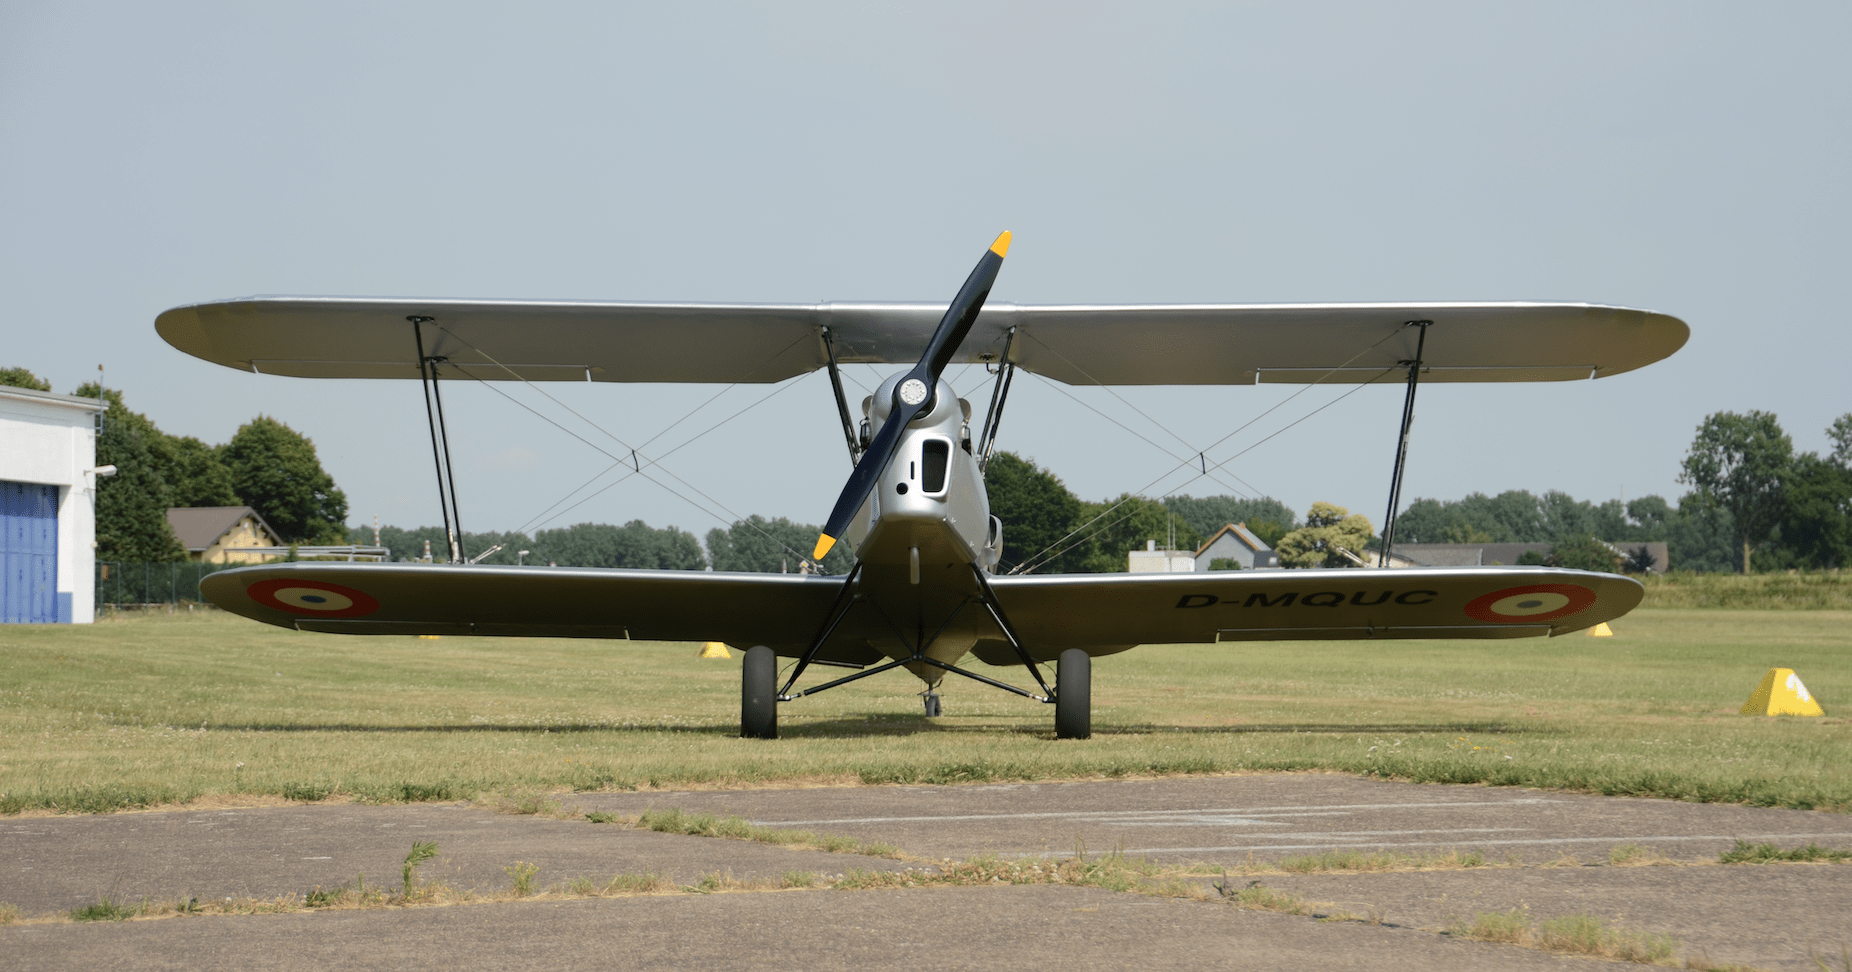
(0, 386, 104, 623)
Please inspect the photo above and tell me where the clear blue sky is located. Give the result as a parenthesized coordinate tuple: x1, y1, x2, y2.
(4, 2, 1847, 540)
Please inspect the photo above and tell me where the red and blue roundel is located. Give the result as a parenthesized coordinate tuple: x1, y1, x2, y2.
(1463, 584, 1597, 623)
(247, 578, 380, 618)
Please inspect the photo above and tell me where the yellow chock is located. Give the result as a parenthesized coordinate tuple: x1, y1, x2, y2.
(1588, 622, 1614, 637)
(417, 635, 441, 640)
(698, 641, 732, 659)
(1740, 667, 1825, 717)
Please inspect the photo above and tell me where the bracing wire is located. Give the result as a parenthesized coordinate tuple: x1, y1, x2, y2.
(433, 327, 824, 568)
(1006, 327, 1407, 575)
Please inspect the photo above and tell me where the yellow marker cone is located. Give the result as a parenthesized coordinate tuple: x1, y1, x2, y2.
(1740, 667, 1825, 716)
(1588, 622, 1614, 637)
(698, 642, 732, 659)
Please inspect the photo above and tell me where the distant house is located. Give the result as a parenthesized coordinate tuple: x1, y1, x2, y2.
(166, 506, 283, 563)
(1390, 541, 1668, 573)
(1193, 523, 1278, 571)
(1128, 539, 1197, 573)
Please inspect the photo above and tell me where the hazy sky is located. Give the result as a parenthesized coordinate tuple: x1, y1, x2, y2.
(4, 2, 1847, 543)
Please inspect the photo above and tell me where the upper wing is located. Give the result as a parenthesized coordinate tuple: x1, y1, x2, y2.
(157, 298, 1686, 385)
(199, 561, 886, 667)
(989, 566, 1643, 649)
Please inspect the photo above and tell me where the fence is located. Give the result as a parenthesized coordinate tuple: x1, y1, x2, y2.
(95, 561, 253, 607)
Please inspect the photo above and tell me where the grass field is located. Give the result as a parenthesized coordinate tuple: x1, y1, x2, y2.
(1, 607, 1846, 814)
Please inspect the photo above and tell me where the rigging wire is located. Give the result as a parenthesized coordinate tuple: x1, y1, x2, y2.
(1006, 327, 1406, 575)
(447, 365, 813, 566)
(431, 327, 822, 566)
(1020, 371, 1256, 499)
(1011, 366, 1397, 575)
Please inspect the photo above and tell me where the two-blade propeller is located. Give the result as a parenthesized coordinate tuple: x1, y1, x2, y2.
(812, 231, 1011, 562)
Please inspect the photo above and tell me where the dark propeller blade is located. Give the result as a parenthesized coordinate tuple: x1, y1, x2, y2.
(813, 231, 1011, 561)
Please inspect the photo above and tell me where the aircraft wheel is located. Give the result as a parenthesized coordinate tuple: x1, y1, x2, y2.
(922, 693, 941, 717)
(741, 645, 778, 739)
(1055, 648, 1091, 740)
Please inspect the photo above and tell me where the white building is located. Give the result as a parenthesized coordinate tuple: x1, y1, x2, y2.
(1, 386, 105, 623)
(1128, 538, 1196, 573)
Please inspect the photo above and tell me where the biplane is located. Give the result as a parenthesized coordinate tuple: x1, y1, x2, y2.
(155, 232, 1687, 738)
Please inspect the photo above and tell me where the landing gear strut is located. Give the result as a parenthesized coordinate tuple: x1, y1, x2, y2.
(1055, 648, 1090, 739)
(742, 645, 778, 739)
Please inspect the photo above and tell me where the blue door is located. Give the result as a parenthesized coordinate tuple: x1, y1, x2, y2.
(1, 481, 60, 623)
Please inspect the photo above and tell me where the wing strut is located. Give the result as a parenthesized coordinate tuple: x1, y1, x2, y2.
(820, 327, 862, 466)
(1377, 320, 1430, 567)
(412, 316, 466, 564)
(976, 326, 1018, 473)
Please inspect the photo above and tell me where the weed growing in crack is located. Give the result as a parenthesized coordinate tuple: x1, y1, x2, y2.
(402, 841, 439, 896)
(504, 862, 539, 897)
(1719, 840, 1852, 864)
(1450, 908, 1678, 964)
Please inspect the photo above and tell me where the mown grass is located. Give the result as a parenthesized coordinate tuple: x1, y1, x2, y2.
(1640, 571, 1852, 610)
(1, 608, 1846, 814)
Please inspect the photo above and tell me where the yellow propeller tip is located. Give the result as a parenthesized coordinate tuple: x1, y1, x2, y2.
(989, 230, 1012, 258)
(812, 535, 837, 561)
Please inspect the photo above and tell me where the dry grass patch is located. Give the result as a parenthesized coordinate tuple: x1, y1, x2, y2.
(1717, 839, 1852, 864)
(1266, 848, 1490, 873)
(1450, 907, 1683, 965)
(632, 807, 902, 858)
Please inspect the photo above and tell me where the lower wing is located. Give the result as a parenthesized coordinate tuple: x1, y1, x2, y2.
(198, 562, 881, 666)
(989, 567, 1642, 648)
(202, 562, 1640, 663)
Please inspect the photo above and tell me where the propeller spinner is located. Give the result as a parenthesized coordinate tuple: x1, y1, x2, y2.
(813, 231, 1011, 561)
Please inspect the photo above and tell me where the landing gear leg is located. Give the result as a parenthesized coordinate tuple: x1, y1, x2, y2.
(742, 645, 778, 739)
(1055, 648, 1090, 740)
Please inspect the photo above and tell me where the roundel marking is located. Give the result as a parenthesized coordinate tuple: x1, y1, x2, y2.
(1464, 584, 1598, 623)
(248, 578, 381, 618)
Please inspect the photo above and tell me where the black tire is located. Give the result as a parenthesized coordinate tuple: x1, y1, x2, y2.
(1055, 648, 1091, 740)
(923, 693, 941, 717)
(741, 645, 778, 739)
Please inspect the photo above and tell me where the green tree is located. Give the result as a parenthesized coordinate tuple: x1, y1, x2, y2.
(76, 385, 186, 562)
(0, 367, 51, 391)
(1767, 427, 1852, 569)
(1244, 518, 1290, 548)
(1074, 494, 1203, 573)
(1828, 413, 1852, 466)
(706, 515, 851, 573)
(220, 416, 349, 544)
(1677, 411, 1793, 573)
(537, 521, 704, 569)
(1164, 495, 1297, 541)
(1546, 534, 1623, 572)
(983, 452, 1090, 574)
(164, 435, 239, 507)
(1275, 502, 1375, 568)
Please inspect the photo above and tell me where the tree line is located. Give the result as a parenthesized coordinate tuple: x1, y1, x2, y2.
(3, 368, 349, 561)
(21, 358, 1835, 575)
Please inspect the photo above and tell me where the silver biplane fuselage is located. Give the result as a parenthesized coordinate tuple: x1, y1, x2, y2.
(841, 374, 1011, 681)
